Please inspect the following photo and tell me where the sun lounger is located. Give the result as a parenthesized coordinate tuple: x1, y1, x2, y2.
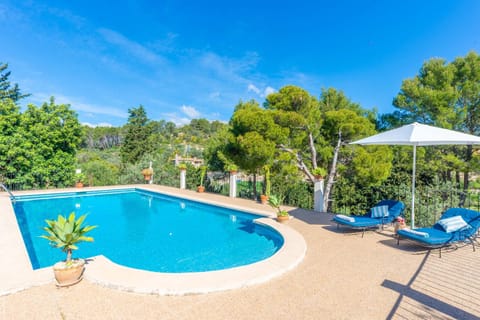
(397, 207, 480, 257)
(332, 200, 405, 237)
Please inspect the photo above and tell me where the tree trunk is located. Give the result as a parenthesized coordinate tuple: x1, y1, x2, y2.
(456, 171, 461, 187)
(253, 173, 257, 200)
(278, 145, 316, 183)
(458, 145, 473, 207)
(66, 249, 72, 263)
(309, 132, 318, 170)
(463, 171, 469, 191)
(324, 130, 342, 212)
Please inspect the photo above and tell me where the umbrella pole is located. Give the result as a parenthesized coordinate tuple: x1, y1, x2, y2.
(411, 145, 416, 229)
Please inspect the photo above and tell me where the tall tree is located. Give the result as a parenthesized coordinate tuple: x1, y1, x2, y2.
(82, 126, 123, 150)
(0, 97, 83, 188)
(453, 51, 480, 135)
(317, 89, 390, 210)
(203, 122, 233, 172)
(390, 51, 480, 190)
(0, 63, 29, 102)
(393, 58, 458, 127)
(321, 108, 391, 208)
(120, 105, 152, 164)
(265, 85, 322, 182)
(227, 100, 284, 197)
(452, 52, 480, 189)
(264, 85, 391, 210)
(0, 99, 32, 186)
(21, 97, 84, 188)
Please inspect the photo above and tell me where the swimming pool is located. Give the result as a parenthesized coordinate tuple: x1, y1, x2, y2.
(12, 188, 284, 273)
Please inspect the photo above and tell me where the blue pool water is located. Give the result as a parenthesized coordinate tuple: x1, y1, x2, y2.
(12, 189, 283, 273)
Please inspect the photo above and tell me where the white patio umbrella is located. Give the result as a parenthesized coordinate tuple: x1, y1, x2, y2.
(351, 122, 480, 228)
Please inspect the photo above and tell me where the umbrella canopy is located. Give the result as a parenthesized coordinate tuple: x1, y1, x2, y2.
(351, 122, 480, 228)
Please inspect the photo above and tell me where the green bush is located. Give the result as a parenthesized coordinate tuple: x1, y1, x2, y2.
(270, 173, 313, 209)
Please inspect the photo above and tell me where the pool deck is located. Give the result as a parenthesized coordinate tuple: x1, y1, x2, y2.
(1, 185, 480, 319)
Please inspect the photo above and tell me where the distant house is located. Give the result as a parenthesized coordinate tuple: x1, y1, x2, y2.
(174, 154, 204, 168)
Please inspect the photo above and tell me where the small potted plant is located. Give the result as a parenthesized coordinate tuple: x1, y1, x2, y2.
(141, 167, 154, 181)
(75, 172, 86, 188)
(225, 164, 238, 174)
(394, 216, 406, 234)
(40, 212, 97, 287)
(312, 167, 327, 180)
(197, 165, 207, 193)
(268, 194, 290, 223)
(260, 165, 271, 204)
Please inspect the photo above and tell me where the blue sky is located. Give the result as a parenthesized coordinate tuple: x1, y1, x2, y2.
(1, 1, 479, 127)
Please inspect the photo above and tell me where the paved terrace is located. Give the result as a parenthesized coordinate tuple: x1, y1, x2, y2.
(1, 185, 479, 319)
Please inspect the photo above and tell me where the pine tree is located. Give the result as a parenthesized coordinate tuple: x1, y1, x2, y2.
(0, 63, 29, 102)
(120, 105, 152, 164)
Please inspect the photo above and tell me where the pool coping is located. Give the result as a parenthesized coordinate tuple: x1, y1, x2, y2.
(0, 185, 306, 296)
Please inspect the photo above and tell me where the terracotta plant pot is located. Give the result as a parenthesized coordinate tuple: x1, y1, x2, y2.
(197, 185, 205, 193)
(260, 194, 268, 205)
(143, 175, 152, 181)
(276, 215, 289, 223)
(53, 259, 85, 287)
(75, 182, 84, 188)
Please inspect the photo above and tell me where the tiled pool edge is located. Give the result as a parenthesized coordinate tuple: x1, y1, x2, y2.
(84, 218, 306, 295)
(0, 195, 53, 296)
(0, 185, 306, 296)
(136, 185, 277, 218)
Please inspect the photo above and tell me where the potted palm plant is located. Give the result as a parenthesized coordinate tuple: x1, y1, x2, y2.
(41, 212, 97, 287)
(268, 194, 290, 222)
(75, 172, 86, 188)
(312, 167, 327, 180)
(197, 165, 207, 192)
(141, 167, 154, 181)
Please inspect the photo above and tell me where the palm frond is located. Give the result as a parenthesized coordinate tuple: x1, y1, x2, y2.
(39, 212, 97, 262)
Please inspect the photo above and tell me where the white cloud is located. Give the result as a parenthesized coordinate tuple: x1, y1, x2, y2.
(31, 93, 128, 119)
(97, 28, 165, 65)
(162, 108, 226, 126)
(46, 6, 87, 29)
(247, 84, 276, 98)
(180, 105, 200, 118)
(8, 6, 278, 125)
(198, 51, 259, 84)
(163, 113, 191, 126)
(247, 84, 261, 94)
(264, 86, 276, 97)
(82, 122, 114, 128)
(163, 104, 204, 126)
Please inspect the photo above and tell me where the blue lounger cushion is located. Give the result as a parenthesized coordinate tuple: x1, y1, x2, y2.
(336, 214, 355, 222)
(401, 229, 429, 238)
(397, 228, 453, 246)
(397, 207, 480, 248)
(333, 200, 405, 229)
(333, 216, 386, 228)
